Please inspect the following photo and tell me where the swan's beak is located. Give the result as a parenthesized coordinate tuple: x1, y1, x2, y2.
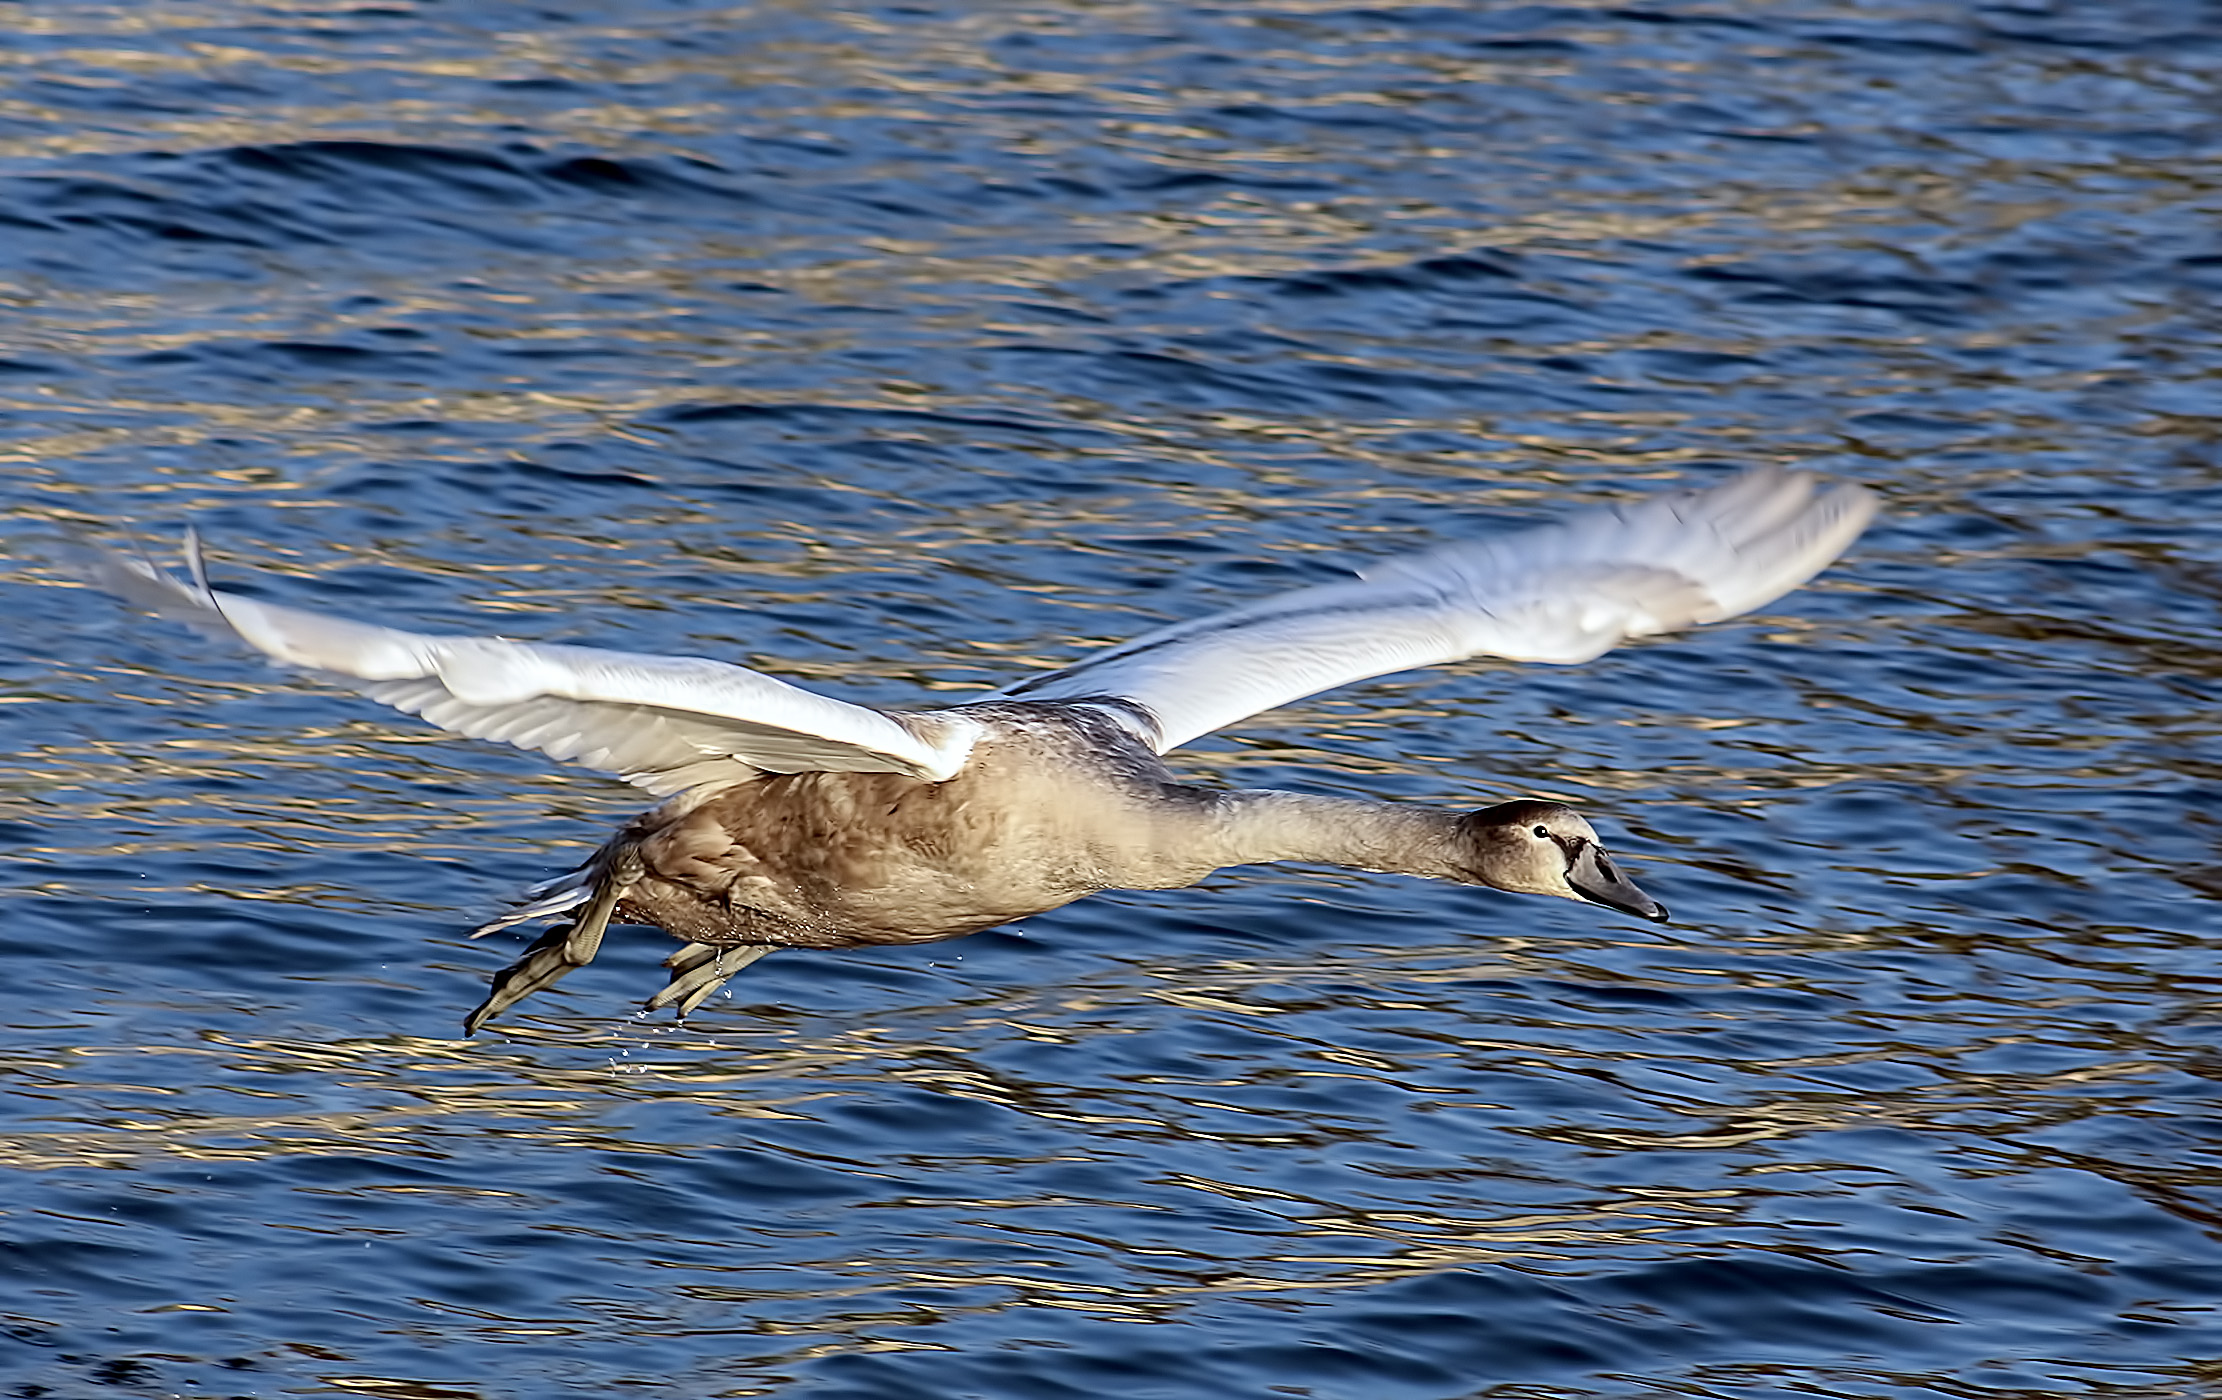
(1567, 841, 1669, 924)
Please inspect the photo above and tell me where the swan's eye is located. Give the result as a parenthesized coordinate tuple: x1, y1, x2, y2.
(1532, 825, 1549, 839)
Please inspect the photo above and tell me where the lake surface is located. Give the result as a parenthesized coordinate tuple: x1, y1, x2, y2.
(6, 1, 2222, 1395)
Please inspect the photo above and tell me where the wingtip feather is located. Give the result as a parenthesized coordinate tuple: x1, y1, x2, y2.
(1692, 472, 1879, 623)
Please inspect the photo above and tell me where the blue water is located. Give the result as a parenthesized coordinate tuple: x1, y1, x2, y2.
(6, 1, 2222, 1395)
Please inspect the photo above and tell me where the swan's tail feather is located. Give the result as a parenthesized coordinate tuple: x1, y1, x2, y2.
(466, 868, 598, 940)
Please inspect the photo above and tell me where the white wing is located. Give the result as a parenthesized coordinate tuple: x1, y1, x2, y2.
(993, 464, 1877, 752)
(76, 538, 981, 795)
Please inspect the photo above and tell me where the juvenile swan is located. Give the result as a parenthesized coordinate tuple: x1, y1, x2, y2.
(81, 465, 1874, 1031)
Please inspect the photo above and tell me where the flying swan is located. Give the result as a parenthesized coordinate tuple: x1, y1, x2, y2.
(77, 464, 1875, 1031)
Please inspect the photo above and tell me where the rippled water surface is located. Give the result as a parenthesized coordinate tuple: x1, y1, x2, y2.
(7, 1, 2222, 1395)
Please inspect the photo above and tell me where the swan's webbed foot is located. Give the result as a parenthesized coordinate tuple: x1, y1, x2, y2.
(464, 854, 634, 1034)
(647, 942, 775, 1018)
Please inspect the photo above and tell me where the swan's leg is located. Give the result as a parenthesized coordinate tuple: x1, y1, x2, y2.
(464, 850, 639, 1034)
(647, 942, 776, 1018)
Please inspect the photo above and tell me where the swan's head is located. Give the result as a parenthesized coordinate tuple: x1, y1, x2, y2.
(1456, 800, 1669, 923)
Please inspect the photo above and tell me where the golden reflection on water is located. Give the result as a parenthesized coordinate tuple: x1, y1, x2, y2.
(8, 3, 2222, 1391)
(6, 0, 2145, 510)
(5, 899, 2202, 1294)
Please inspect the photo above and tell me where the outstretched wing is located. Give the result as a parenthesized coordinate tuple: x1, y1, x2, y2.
(77, 537, 980, 795)
(993, 464, 1876, 753)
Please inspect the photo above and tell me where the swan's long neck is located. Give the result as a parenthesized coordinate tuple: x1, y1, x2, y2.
(1166, 789, 1470, 884)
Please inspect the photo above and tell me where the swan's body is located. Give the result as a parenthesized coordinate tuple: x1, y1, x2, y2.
(76, 465, 1876, 1031)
